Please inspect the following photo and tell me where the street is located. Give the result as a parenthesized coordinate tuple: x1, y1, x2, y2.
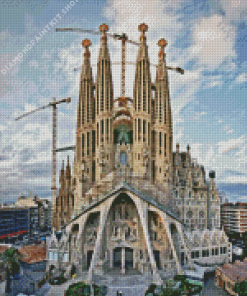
(201, 277, 230, 296)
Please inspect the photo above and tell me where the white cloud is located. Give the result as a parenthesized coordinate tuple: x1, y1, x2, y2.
(223, 124, 234, 134)
(205, 80, 223, 88)
(190, 15, 236, 70)
(235, 73, 247, 84)
(217, 135, 246, 155)
(104, 0, 183, 41)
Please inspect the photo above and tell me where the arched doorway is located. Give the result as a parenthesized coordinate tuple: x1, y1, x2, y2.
(87, 250, 93, 270)
(153, 250, 161, 269)
(113, 247, 134, 269)
(125, 247, 133, 268)
(114, 247, 122, 267)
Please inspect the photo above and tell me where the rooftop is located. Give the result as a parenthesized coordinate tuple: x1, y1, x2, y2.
(217, 259, 247, 282)
(18, 244, 47, 264)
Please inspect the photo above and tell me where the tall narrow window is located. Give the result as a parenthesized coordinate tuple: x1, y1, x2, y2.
(82, 134, 84, 157)
(87, 132, 90, 148)
(164, 134, 166, 156)
(148, 122, 150, 145)
(152, 131, 156, 153)
(135, 119, 137, 141)
(143, 120, 146, 142)
(101, 61, 104, 112)
(97, 123, 99, 146)
(101, 120, 104, 135)
(106, 119, 109, 142)
(92, 160, 95, 182)
(87, 132, 90, 156)
(92, 131, 95, 154)
(138, 119, 141, 141)
(87, 83, 90, 123)
(143, 61, 146, 111)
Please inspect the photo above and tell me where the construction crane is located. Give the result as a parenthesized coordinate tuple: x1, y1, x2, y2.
(56, 25, 184, 97)
(15, 97, 71, 228)
(55, 25, 184, 151)
(56, 27, 139, 97)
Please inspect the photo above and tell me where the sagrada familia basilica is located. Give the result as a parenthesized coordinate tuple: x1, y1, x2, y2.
(47, 23, 231, 284)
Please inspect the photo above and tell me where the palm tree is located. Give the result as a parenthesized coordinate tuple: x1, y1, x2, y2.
(0, 247, 23, 293)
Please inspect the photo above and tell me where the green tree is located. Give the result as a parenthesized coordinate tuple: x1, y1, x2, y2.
(0, 247, 23, 293)
(162, 288, 182, 296)
(234, 281, 247, 296)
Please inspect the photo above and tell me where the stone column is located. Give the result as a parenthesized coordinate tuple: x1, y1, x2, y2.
(175, 222, 194, 270)
(121, 247, 125, 274)
(159, 212, 182, 274)
(86, 196, 115, 283)
(110, 248, 113, 268)
(133, 197, 162, 284)
(77, 213, 89, 241)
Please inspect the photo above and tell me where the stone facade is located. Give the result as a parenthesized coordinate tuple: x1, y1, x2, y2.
(48, 23, 231, 284)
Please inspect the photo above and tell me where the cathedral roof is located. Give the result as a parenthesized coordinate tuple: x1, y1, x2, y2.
(62, 181, 182, 229)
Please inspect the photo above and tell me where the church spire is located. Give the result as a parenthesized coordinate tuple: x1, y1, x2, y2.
(77, 39, 94, 131)
(157, 38, 168, 81)
(59, 160, 65, 190)
(152, 39, 173, 190)
(132, 23, 152, 179)
(137, 23, 149, 60)
(66, 155, 71, 180)
(133, 23, 151, 113)
(98, 24, 110, 61)
(74, 38, 95, 193)
(96, 24, 113, 115)
(95, 24, 114, 181)
(81, 39, 93, 81)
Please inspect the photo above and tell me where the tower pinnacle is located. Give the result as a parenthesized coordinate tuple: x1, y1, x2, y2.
(158, 38, 167, 59)
(82, 39, 91, 59)
(138, 23, 148, 34)
(99, 23, 109, 43)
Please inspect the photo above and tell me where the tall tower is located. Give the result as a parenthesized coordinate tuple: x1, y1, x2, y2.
(95, 24, 114, 181)
(133, 23, 152, 179)
(152, 39, 173, 189)
(73, 39, 96, 210)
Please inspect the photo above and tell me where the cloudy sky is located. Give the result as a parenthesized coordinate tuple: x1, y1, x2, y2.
(0, 0, 246, 204)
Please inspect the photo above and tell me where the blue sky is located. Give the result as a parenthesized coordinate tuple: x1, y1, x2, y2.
(0, 0, 246, 203)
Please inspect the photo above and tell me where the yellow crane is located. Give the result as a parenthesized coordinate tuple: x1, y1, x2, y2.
(15, 97, 71, 228)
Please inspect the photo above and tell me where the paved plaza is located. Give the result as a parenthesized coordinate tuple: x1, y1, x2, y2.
(0, 270, 231, 296)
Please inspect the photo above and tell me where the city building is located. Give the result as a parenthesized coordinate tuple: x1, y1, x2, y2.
(47, 23, 231, 284)
(221, 203, 247, 236)
(215, 259, 247, 295)
(37, 199, 51, 232)
(0, 206, 29, 243)
(15, 195, 51, 233)
(218, 191, 229, 204)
